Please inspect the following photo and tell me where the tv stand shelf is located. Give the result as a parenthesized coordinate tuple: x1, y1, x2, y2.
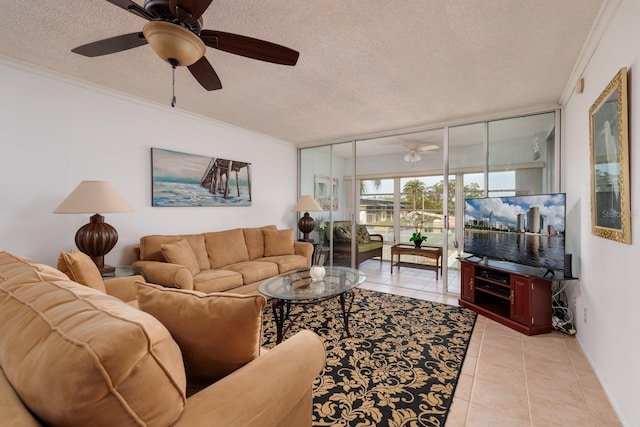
(476, 284, 510, 300)
(459, 259, 555, 335)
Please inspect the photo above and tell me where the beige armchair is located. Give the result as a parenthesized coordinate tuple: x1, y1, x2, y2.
(1, 250, 326, 426)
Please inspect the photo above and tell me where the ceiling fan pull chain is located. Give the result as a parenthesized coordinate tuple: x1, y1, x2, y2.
(171, 63, 177, 108)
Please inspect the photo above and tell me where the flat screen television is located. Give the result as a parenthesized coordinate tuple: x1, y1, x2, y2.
(463, 193, 566, 275)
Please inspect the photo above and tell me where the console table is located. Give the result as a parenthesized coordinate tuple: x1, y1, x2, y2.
(458, 258, 574, 335)
(390, 244, 442, 279)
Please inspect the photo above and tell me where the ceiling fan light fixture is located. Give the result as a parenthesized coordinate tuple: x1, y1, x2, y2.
(143, 21, 205, 67)
(404, 151, 422, 164)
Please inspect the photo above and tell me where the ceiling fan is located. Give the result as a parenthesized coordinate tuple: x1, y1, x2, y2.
(71, 0, 299, 100)
(403, 143, 439, 165)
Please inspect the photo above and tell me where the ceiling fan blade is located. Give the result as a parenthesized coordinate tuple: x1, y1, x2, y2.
(71, 32, 147, 57)
(105, 0, 154, 20)
(188, 56, 222, 91)
(169, 0, 213, 24)
(417, 144, 439, 152)
(200, 30, 299, 66)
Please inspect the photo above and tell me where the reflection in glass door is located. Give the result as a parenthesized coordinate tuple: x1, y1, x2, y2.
(299, 143, 353, 267)
(487, 112, 557, 195)
(299, 145, 332, 244)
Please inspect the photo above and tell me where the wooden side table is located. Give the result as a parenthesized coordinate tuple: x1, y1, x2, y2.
(390, 244, 443, 279)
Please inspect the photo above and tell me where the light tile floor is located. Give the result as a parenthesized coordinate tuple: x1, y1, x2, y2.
(356, 259, 622, 427)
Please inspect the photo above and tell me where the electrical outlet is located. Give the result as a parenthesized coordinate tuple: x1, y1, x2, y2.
(583, 307, 588, 324)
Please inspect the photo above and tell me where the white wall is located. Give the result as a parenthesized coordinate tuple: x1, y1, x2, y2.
(562, 0, 639, 424)
(0, 58, 299, 268)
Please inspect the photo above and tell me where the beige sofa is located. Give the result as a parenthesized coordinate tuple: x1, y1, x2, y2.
(0, 251, 325, 426)
(133, 225, 313, 295)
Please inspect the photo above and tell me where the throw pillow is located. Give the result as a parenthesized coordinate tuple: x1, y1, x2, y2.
(57, 250, 106, 293)
(243, 225, 277, 260)
(356, 225, 371, 244)
(204, 229, 250, 269)
(160, 239, 200, 275)
(136, 282, 266, 384)
(263, 228, 295, 256)
(334, 224, 351, 240)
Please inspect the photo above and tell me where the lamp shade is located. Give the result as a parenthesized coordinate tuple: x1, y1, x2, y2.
(293, 195, 323, 213)
(53, 181, 133, 214)
(293, 195, 323, 243)
(54, 181, 132, 276)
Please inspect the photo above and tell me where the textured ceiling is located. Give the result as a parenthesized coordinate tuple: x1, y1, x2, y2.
(0, 1, 604, 146)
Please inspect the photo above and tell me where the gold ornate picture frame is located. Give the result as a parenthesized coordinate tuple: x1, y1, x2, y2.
(589, 67, 631, 244)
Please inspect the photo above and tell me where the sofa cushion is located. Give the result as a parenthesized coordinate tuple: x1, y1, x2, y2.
(161, 239, 201, 275)
(0, 265, 69, 287)
(140, 234, 210, 271)
(57, 249, 107, 293)
(0, 252, 68, 284)
(0, 366, 41, 425)
(136, 282, 266, 384)
(355, 225, 372, 244)
(193, 269, 243, 293)
(333, 240, 383, 251)
(263, 228, 295, 257)
(334, 223, 351, 240)
(243, 225, 277, 260)
(0, 277, 186, 427)
(205, 229, 250, 269)
(0, 252, 39, 268)
(358, 240, 384, 251)
(258, 255, 309, 274)
(224, 261, 280, 284)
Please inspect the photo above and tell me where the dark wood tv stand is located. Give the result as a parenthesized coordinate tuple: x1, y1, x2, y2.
(458, 258, 567, 335)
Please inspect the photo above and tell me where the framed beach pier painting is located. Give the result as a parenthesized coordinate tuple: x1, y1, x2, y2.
(151, 148, 252, 207)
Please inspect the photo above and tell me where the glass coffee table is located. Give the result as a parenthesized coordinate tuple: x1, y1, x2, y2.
(258, 266, 366, 344)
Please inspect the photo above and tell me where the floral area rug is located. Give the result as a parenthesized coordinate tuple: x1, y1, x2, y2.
(261, 288, 477, 427)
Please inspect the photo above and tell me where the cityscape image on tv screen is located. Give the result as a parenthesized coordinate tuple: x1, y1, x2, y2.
(463, 193, 566, 271)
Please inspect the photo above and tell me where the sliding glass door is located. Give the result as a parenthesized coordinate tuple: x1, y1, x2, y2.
(299, 110, 559, 294)
(299, 142, 354, 265)
(353, 129, 446, 266)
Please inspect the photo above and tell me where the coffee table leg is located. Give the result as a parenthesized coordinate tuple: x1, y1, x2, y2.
(271, 298, 285, 344)
(340, 291, 356, 337)
(390, 253, 393, 274)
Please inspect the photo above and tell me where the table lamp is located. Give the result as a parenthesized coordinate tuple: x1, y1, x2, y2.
(293, 195, 323, 242)
(54, 181, 133, 276)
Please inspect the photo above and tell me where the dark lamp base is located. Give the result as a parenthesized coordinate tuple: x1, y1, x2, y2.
(297, 212, 316, 242)
(74, 213, 119, 276)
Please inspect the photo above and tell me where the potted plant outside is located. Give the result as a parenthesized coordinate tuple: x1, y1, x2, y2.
(409, 232, 425, 248)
